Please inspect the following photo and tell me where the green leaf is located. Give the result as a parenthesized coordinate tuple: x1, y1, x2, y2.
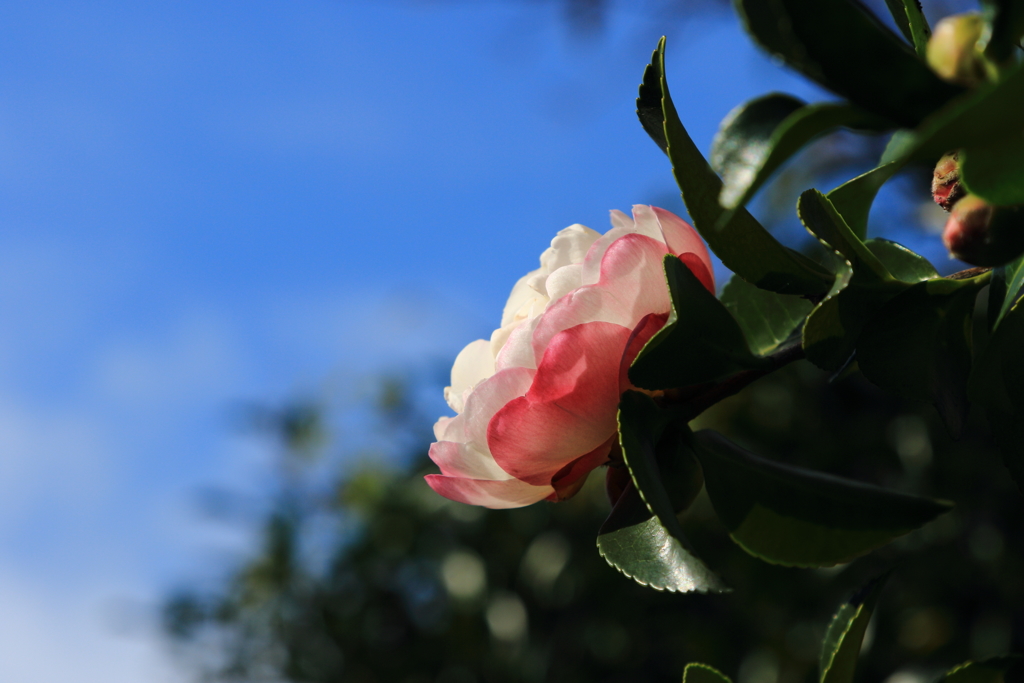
(820, 575, 889, 683)
(798, 190, 893, 282)
(882, 61, 1024, 166)
(969, 302, 1024, 491)
(733, 0, 963, 127)
(691, 430, 953, 567)
(961, 129, 1024, 206)
(939, 656, 1024, 683)
(866, 239, 939, 283)
(597, 392, 728, 593)
(883, 0, 931, 57)
(712, 94, 887, 212)
(857, 276, 987, 438)
(992, 253, 1024, 328)
(982, 0, 1024, 64)
(684, 663, 733, 683)
(798, 193, 914, 371)
(720, 274, 813, 356)
(630, 256, 770, 391)
(640, 38, 834, 296)
(826, 162, 902, 241)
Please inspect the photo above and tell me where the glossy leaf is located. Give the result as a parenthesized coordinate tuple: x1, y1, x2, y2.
(597, 392, 727, 593)
(939, 656, 1024, 683)
(820, 575, 889, 683)
(691, 430, 953, 567)
(638, 38, 834, 296)
(631, 256, 770, 391)
(720, 274, 813, 356)
(882, 61, 1024, 165)
(961, 130, 1024, 206)
(712, 94, 886, 212)
(858, 276, 987, 438)
(826, 162, 902, 240)
(982, 0, 1024, 63)
(798, 190, 893, 282)
(883, 0, 931, 57)
(866, 239, 939, 283)
(684, 663, 733, 683)
(992, 253, 1024, 328)
(733, 0, 962, 127)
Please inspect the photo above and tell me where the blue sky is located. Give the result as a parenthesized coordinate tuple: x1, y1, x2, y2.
(0, 1, 955, 680)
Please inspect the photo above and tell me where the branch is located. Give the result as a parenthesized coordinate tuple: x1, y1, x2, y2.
(660, 339, 805, 422)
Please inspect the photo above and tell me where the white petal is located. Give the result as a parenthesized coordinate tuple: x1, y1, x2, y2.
(494, 315, 542, 371)
(544, 263, 584, 303)
(445, 339, 496, 413)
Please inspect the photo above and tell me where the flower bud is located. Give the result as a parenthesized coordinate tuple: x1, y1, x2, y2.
(942, 194, 1024, 266)
(926, 13, 987, 86)
(932, 152, 964, 211)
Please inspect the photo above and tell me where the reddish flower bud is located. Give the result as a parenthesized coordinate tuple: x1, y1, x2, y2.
(932, 152, 964, 211)
(943, 194, 992, 262)
(927, 13, 988, 86)
(942, 195, 1024, 266)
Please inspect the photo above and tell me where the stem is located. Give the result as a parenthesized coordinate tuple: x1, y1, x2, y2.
(660, 339, 805, 422)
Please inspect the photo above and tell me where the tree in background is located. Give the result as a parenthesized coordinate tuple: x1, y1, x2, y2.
(165, 0, 1024, 681)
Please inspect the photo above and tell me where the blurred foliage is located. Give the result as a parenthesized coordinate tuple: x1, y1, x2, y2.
(164, 361, 1023, 683)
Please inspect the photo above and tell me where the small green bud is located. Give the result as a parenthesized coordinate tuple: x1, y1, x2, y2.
(926, 13, 987, 86)
(932, 151, 964, 211)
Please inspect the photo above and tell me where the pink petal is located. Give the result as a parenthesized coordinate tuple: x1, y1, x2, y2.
(425, 474, 554, 509)
(531, 233, 674, 362)
(488, 321, 633, 485)
(651, 206, 715, 288)
(429, 440, 509, 480)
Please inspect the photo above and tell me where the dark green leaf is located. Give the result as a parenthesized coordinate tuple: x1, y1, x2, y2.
(939, 656, 1024, 683)
(597, 392, 727, 593)
(684, 663, 733, 683)
(882, 61, 1024, 165)
(798, 190, 893, 282)
(969, 302, 1024, 491)
(982, 0, 1024, 64)
(712, 94, 886, 212)
(641, 38, 834, 296)
(637, 56, 668, 154)
(733, 0, 963, 127)
(866, 239, 939, 283)
(883, 0, 931, 57)
(857, 276, 987, 438)
(691, 430, 953, 567)
(630, 256, 770, 391)
(826, 162, 902, 241)
(992, 253, 1024, 328)
(961, 130, 1024, 206)
(820, 575, 889, 683)
(720, 274, 813, 356)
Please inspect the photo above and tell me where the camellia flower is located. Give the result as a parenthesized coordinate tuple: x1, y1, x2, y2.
(426, 206, 714, 509)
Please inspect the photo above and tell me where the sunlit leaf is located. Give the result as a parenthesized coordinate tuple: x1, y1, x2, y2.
(597, 392, 728, 593)
(720, 274, 813, 356)
(733, 0, 962, 127)
(883, 0, 931, 57)
(684, 663, 734, 683)
(630, 256, 770, 391)
(638, 38, 833, 296)
(820, 574, 889, 683)
(866, 239, 939, 283)
(691, 430, 953, 567)
(826, 162, 902, 241)
(711, 94, 886, 213)
(939, 656, 1024, 683)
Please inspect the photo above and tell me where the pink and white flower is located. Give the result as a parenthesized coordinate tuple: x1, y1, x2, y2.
(426, 205, 714, 508)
